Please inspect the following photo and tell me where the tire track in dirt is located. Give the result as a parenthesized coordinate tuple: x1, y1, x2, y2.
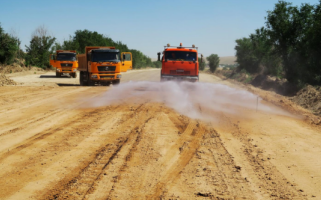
(84, 105, 159, 200)
(0, 87, 88, 134)
(0, 105, 128, 199)
(148, 120, 206, 199)
(161, 127, 257, 199)
(40, 103, 155, 200)
(218, 114, 307, 199)
(166, 108, 190, 134)
(0, 88, 108, 153)
(84, 107, 207, 200)
(102, 118, 152, 200)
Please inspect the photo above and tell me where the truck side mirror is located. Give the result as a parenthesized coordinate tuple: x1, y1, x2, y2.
(157, 52, 161, 61)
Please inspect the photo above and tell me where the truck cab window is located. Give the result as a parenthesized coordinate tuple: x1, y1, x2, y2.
(92, 52, 120, 62)
(56, 53, 76, 61)
(165, 51, 196, 61)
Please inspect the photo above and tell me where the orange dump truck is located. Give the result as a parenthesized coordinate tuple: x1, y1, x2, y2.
(49, 50, 78, 78)
(158, 43, 202, 82)
(78, 46, 132, 86)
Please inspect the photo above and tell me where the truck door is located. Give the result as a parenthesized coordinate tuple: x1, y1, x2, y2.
(121, 52, 132, 72)
(49, 54, 56, 68)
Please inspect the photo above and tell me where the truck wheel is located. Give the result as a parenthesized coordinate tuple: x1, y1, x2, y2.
(71, 73, 77, 78)
(56, 71, 61, 77)
(160, 75, 165, 82)
(103, 82, 110, 86)
(88, 80, 94, 86)
(113, 79, 120, 85)
(80, 72, 87, 86)
(160, 73, 165, 82)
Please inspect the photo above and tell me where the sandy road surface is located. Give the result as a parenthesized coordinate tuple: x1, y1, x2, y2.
(0, 69, 320, 199)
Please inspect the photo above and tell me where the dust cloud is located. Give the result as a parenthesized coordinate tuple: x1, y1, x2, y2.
(87, 81, 292, 121)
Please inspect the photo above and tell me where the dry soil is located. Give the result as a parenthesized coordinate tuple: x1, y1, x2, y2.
(0, 69, 320, 200)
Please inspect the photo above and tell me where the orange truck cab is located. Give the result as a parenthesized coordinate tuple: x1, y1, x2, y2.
(78, 46, 132, 86)
(121, 53, 133, 72)
(49, 50, 78, 78)
(158, 43, 202, 82)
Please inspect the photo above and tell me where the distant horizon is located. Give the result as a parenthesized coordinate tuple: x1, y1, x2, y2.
(1, 0, 319, 58)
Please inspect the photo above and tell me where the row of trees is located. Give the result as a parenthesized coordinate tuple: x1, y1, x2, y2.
(235, 0, 321, 86)
(52, 29, 156, 69)
(2, 23, 215, 71)
(0, 24, 157, 69)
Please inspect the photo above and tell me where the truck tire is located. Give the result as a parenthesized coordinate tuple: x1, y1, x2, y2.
(80, 71, 88, 86)
(56, 71, 61, 77)
(160, 74, 165, 82)
(113, 79, 120, 85)
(71, 73, 77, 78)
(88, 80, 94, 86)
(103, 82, 110, 86)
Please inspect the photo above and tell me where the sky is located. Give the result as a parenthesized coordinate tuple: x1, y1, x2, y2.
(0, 0, 320, 58)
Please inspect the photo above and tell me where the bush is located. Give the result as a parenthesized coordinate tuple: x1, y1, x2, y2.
(152, 61, 162, 68)
(0, 23, 19, 64)
(221, 64, 237, 70)
(206, 54, 220, 72)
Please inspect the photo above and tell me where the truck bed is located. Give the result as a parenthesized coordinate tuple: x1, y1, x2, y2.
(78, 54, 87, 71)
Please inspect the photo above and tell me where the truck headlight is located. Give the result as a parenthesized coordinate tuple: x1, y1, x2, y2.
(91, 75, 98, 78)
(117, 74, 122, 78)
(57, 69, 61, 72)
(73, 69, 77, 72)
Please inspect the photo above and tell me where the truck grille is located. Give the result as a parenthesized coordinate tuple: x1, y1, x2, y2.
(98, 66, 116, 72)
(61, 63, 73, 67)
(62, 67, 72, 72)
(100, 75, 114, 79)
(170, 70, 190, 75)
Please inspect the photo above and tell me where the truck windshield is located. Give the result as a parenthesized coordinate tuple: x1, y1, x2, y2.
(165, 51, 197, 61)
(56, 53, 76, 61)
(92, 52, 120, 62)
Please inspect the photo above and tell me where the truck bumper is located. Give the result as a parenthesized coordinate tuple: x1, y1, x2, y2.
(90, 73, 121, 81)
(56, 68, 77, 74)
(161, 75, 199, 82)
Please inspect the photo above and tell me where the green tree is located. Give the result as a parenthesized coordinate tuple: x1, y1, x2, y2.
(235, 27, 283, 76)
(25, 25, 56, 68)
(301, 1, 321, 84)
(206, 54, 220, 72)
(266, 1, 315, 83)
(235, 37, 260, 73)
(0, 23, 19, 64)
(234, 1, 321, 84)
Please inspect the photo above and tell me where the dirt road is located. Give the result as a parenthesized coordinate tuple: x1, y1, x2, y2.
(1, 69, 320, 199)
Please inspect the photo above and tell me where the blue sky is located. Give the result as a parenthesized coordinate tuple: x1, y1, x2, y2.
(0, 0, 319, 58)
